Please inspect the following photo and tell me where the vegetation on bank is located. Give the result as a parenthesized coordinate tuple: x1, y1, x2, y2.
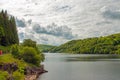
(0, 10, 45, 80)
(37, 44, 56, 52)
(0, 71, 9, 80)
(0, 39, 45, 80)
(50, 33, 120, 54)
(0, 54, 27, 80)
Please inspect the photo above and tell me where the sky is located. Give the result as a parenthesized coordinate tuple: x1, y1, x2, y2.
(0, 0, 120, 45)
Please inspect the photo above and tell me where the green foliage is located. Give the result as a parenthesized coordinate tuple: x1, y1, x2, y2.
(0, 10, 19, 46)
(13, 71, 25, 80)
(0, 54, 28, 68)
(50, 33, 120, 54)
(18, 67, 25, 74)
(0, 26, 4, 37)
(21, 47, 41, 66)
(37, 44, 56, 52)
(22, 39, 41, 54)
(9, 39, 45, 66)
(0, 46, 11, 53)
(22, 39, 36, 48)
(11, 44, 19, 58)
(0, 71, 9, 80)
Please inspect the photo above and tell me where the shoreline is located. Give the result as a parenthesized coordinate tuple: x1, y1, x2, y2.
(0, 63, 47, 80)
(25, 65, 48, 80)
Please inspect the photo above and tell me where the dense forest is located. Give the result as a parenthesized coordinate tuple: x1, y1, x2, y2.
(0, 10, 19, 46)
(50, 33, 120, 54)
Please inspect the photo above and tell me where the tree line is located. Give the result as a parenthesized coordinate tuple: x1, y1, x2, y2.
(0, 10, 19, 46)
(50, 33, 120, 54)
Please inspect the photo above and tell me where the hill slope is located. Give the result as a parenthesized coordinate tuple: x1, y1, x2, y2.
(50, 33, 120, 54)
(37, 44, 56, 52)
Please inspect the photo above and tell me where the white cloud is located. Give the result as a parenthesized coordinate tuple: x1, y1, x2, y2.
(16, 19, 76, 45)
(1, 0, 120, 45)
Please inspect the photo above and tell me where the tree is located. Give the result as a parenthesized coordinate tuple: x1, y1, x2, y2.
(21, 47, 41, 66)
(0, 26, 5, 44)
(0, 10, 19, 46)
(22, 39, 36, 48)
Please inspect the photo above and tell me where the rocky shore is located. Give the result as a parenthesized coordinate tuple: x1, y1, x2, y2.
(0, 63, 47, 80)
(25, 65, 48, 80)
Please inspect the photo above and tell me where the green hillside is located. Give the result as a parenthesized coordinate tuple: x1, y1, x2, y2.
(37, 44, 56, 52)
(50, 33, 120, 54)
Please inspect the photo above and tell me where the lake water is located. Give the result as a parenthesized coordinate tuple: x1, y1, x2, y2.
(38, 53, 120, 80)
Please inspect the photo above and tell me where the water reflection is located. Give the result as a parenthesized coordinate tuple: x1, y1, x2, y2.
(38, 53, 120, 80)
(45, 53, 120, 62)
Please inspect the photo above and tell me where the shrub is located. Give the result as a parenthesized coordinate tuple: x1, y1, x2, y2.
(11, 44, 19, 58)
(0, 71, 9, 80)
(21, 47, 41, 66)
(0, 46, 11, 53)
(13, 71, 25, 80)
(22, 39, 36, 48)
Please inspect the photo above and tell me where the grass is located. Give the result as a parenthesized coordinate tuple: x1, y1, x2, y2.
(0, 71, 9, 80)
(0, 53, 28, 68)
(0, 54, 28, 80)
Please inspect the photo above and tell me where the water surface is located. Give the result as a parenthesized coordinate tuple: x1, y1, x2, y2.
(38, 53, 120, 80)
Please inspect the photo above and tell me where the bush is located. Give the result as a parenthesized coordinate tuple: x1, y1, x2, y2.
(22, 39, 36, 48)
(11, 44, 19, 58)
(13, 71, 25, 80)
(0, 46, 11, 53)
(10, 39, 45, 66)
(21, 47, 41, 66)
(0, 71, 9, 80)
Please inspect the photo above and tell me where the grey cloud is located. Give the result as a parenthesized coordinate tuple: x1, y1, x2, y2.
(96, 21, 112, 25)
(54, 5, 72, 12)
(18, 32, 25, 42)
(40, 36, 48, 41)
(102, 7, 120, 20)
(16, 18, 26, 27)
(33, 23, 76, 39)
(27, 19, 32, 24)
(24, 13, 45, 16)
(24, 14, 34, 16)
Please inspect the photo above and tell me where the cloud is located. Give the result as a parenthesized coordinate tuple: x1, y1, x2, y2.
(33, 23, 76, 39)
(16, 18, 26, 27)
(1, 0, 120, 45)
(54, 5, 72, 12)
(27, 19, 32, 24)
(19, 32, 25, 42)
(101, 6, 120, 20)
(96, 21, 112, 25)
(16, 18, 77, 45)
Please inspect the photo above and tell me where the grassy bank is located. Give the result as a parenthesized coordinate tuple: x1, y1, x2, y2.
(0, 53, 28, 67)
(0, 53, 27, 80)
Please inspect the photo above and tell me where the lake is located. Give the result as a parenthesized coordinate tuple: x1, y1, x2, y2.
(38, 53, 120, 80)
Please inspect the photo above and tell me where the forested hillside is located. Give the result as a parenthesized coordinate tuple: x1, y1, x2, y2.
(0, 10, 19, 46)
(37, 44, 56, 52)
(50, 33, 120, 54)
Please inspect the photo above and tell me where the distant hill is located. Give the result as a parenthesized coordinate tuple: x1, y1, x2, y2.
(37, 44, 56, 52)
(49, 33, 120, 54)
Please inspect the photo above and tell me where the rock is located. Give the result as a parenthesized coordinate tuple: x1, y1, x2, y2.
(25, 65, 48, 80)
